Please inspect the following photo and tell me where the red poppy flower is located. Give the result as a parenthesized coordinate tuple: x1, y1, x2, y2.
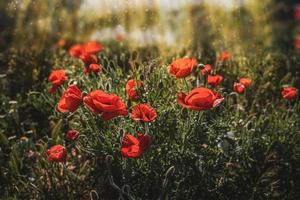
(233, 82, 245, 94)
(79, 53, 98, 65)
(84, 63, 101, 75)
(167, 58, 197, 78)
(207, 75, 224, 87)
(46, 145, 67, 162)
(295, 6, 300, 21)
(83, 41, 103, 54)
(125, 79, 144, 101)
(83, 90, 128, 121)
(177, 87, 224, 111)
(131, 103, 157, 122)
(121, 134, 151, 158)
(281, 87, 298, 100)
(57, 85, 82, 113)
(219, 51, 230, 61)
(239, 78, 252, 88)
(295, 37, 300, 49)
(57, 38, 66, 48)
(69, 44, 85, 58)
(116, 34, 125, 42)
(48, 70, 68, 93)
(66, 130, 80, 141)
(69, 41, 103, 58)
(201, 64, 212, 76)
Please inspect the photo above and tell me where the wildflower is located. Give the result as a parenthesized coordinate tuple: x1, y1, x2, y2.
(239, 78, 252, 88)
(57, 38, 66, 48)
(46, 145, 67, 162)
(69, 44, 85, 58)
(295, 5, 300, 21)
(83, 90, 128, 121)
(121, 134, 151, 158)
(177, 87, 224, 111)
(48, 70, 68, 93)
(66, 130, 80, 141)
(79, 53, 97, 65)
(207, 75, 224, 87)
(201, 64, 212, 76)
(83, 41, 103, 54)
(57, 85, 82, 113)
(281, 87, 298, 100)
(131, 103, 157, 122)
(84, 63, 101, 75)
(294, 37, 300, 49)
(167, 58, 197, 78)
(233, 82, 245, 94)
(219, 51, 230, 61)
(69, 41, 103, 58)
(116, 34, 125, 42)
(125, 79, 144, 101)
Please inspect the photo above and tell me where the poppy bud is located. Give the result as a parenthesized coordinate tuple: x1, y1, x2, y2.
(66, 130, 80, 141)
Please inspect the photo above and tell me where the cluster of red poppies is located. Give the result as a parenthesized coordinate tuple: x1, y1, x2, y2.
(46, 47, 298, 163)
(47, 78, 158, 161)
(69, 41, 103, 74)
(167, 56, 298, 107)
(47, 44, 160, 161)
(167, 57, 224, 111)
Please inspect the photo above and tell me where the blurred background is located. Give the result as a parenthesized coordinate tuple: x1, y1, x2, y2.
(0, 0, 299, 55)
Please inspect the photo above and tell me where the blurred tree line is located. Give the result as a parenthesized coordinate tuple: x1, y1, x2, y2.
(0, 0, 299, 53)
